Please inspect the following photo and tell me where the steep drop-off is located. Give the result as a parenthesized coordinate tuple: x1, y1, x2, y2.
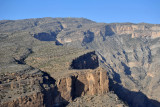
(0, 35, 112, 107)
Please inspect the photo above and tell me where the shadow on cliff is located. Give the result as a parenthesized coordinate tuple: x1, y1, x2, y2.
(34, 32, 56, 41)
(70, 51, 99, 69)
(41, 72, 85, 107)
(109, 78, 160, 107)
(82, 30, 95, 45)
(33, 32, 63, 45)
(40, 72, 85, 107)
(71, 76, 85, 100)
(40, 71, 69, 107)
(121, 62, 131, 75)
(109, 67, 122, 83)
(105, 25, 115, 36)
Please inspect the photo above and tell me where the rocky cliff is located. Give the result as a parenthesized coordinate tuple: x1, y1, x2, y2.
(56, 23, 160, 45)
(1, 17, 160, 107)
(0, 67, 55, 107)
(0, 35, 110, 107)
(25, 44, 109, 106)
(107, 23, 160, 38)
(56, 67, 109, 101)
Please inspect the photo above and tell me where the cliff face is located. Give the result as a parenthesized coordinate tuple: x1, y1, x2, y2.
(56, 23, 160, 45)
(108, 24, 160, 38)
(57, 68, 109, 102)
(0, 93, 44, 107)
(0, 67, 56, 107)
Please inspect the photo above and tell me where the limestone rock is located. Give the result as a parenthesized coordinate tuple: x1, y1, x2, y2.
(57, 68, 109, 102)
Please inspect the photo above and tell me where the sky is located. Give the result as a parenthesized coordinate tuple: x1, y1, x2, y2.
(0, 0, 160, 24)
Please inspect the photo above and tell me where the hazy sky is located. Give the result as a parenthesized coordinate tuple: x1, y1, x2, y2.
(0, 0, 160, 24)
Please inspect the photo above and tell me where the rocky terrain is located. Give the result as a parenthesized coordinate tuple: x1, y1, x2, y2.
(67, 92, 127, 107)
(0, 17, 160, 107)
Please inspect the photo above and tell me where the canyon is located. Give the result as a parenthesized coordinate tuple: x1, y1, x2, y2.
(0, 17, 160, 107)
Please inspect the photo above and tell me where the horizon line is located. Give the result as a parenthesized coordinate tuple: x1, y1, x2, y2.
(0, 17, 160, 25)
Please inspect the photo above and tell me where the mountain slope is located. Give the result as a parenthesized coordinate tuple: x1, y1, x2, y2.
(0, 17, 160, 107)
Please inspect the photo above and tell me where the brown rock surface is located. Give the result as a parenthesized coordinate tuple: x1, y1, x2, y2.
(0, 92, 44, 107)
(57, 68, 109, 102)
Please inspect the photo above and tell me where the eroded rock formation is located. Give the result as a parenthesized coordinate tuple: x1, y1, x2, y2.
(0, 43, 110, 107)
(57, 67, 109, 102)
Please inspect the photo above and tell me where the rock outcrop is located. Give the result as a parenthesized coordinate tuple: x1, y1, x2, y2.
(107, 23, 160, 38)
(0, 67, 56, 107)
(0, 38, 109, 107)
(0, 92, 44, 107)
(57, 67, 109, 102)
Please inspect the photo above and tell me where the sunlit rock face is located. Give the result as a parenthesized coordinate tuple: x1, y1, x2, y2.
(56, 67, 109, 102)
